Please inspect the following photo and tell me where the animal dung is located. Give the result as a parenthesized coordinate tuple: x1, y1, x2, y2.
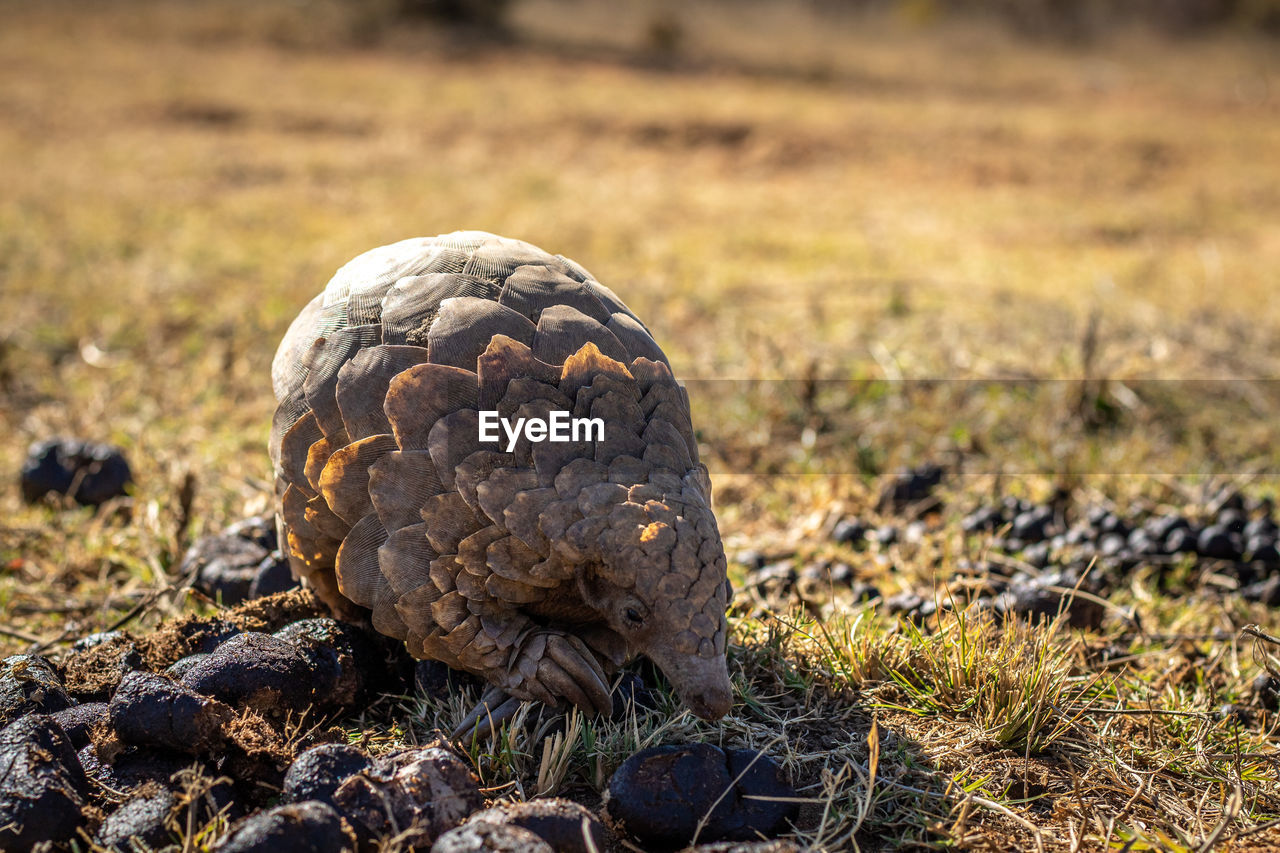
(430, 817, 554, 853)
(0, 715, 90, 852)
(110, 671, 233, 754)
(178, 632, 326, 714)
(0, 654, 71, 727)
(20, 437, 132, 506)
(603, 743, 798, 847)
(281, 742, 373, 806)
(182, 515, 298, 606)
(332, 745, 483, 849)
(468, 798, 608, 853)
(212, 801, 358, 853)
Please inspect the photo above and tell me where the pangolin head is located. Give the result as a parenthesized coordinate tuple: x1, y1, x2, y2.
(562, 468, 732, 720)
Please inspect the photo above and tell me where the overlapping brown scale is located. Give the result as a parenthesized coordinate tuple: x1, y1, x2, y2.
(514, 490, 565, 546)
(606, 312, 669, 365)
(553, 254, 594, 284)
(271, 292, 326, 402)
(383, 363, 478, 451)
(334, 514, 389, 608)
(485, 535, 555, 590)
(427, 298, 537, 370)
(367, 450, 443, 535)
(320, 236, 440, 306)
(532, 305, 629, 366)
(476, 336, 561, 412)
(370, 582, 409, 641)
(335, 345, 431, 441)
(453, 450, 519, 516)
(303, 493, 350, 542)
(494, 379, 572, 427)
(281, 484, 329, 544)
(378, 523, 438, 596)
(463, 237, 564, 282)
(302, 324, 383, 444)
(498, 265, 612, 325)
(572, 373, 641, 420)
(642, 419, 694, 473)
(474, 467, 539, 530)
(529, 440, 594, 488)
(426, 409, 482, 492)
(456, 527, 508, 580)
(420, 492, 484, 554)
(303, 437, 334, 495)
(318, 434, 398, 527)
(279, 411, 324, 499)
(379, 274, 502, 346)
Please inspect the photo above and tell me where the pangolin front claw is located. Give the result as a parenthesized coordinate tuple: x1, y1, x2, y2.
(512, 630, 613, 717)
(450, 686, 524, 742)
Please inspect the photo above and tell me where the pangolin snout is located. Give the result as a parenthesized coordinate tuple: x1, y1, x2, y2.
(651, 650, 733, 720)
(685, 679, 733, 720)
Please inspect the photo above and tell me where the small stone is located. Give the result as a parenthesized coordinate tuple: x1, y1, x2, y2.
(282, 743, 372, 806)
(274, 618, 385, 708)
(430, 818, 553, 853)
(77, 744, 191, 795)
(20, 437, 132, 506)
(166, 653, 211, 680)
(0, 715, 90, 851)
(1243, 517, 1279, 541)
(0, 655, 71, 727)
(466, 799, 606, 853)
(994, 580, 1104, 630)
(213, 801, 357, 853)
(1011, 508, 1051, 543)
(1246, 537, 1280, 565)
(110, 671, 233, 754)
(604, 743, 797, 847)
(183, 533, 271, 607)
(1164, 526, 1197, 554)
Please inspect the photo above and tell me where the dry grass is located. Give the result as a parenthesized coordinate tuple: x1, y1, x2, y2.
(3, 1, 1280, 849)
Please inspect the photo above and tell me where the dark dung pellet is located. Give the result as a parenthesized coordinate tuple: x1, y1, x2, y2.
(110, 671, 233, 754)
(281, 743, 372, 806)
(213, 801, 357, 853)
(0, 715, 90, 852)
(0, 654, 71, 727)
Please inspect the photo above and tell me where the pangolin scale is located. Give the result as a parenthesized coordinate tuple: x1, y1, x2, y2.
(270, 231, 732, 721)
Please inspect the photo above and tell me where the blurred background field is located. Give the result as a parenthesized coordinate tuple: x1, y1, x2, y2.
(2, 1, 1280, 849)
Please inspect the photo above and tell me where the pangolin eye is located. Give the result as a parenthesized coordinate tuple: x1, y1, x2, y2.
(624, 607, 644, 624)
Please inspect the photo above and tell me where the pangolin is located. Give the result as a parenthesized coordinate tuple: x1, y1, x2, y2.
(269, 231, 732, 728)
